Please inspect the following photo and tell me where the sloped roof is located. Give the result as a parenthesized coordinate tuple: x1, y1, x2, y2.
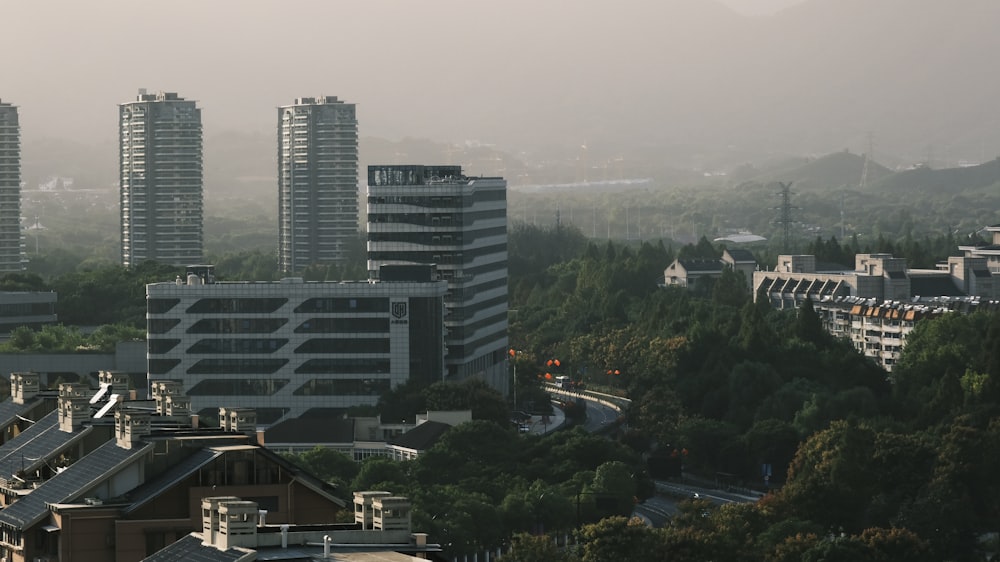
(121, 447, 224, 515)
(0, 409, 100, 481)
(142, 533, 251, 562)
(723, 248, 756, 263)
(676, 259, 725, 273)
(0, 396, 43, 432)
(0, 439, 152, 530)
(910, 276, 965, 297)
(124, 443, 347, 514)
(264, 416, 355, 445)
(387, 421, 451, 452)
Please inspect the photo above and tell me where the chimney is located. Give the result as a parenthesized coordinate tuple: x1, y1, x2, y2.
(98, 370, 130, 395)
(115, 410, 150, 449)
(152, 380, 184, 415)
(10, 372, 40, 404)
(216, 500, 259, 549)
(165, 395, 191, 419)
(224, 408, 257, 436)
(372, 496, 412, 532)
(201, 496, 241, 547)
(58, 383, 93, 433)
(353, 491, 392, 530)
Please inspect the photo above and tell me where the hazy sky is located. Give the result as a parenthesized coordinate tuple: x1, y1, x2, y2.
(716, 0, 806, 15)
(2, 0, 801, 143)
(2, 0, 997, 164)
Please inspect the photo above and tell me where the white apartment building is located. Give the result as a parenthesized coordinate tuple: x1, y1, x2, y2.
(366, 165, 509, 387)
(0, 100, 24, 272)
(119, 90, 203, 267)
(754, 253, 998, 370)
(278, 96, 359, 274)
(146, 265, 446, 426)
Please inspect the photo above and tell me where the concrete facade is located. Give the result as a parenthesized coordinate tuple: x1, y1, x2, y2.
(754, 253, 1000, 371)
(278, 96, 359, 274)
(119, 90, 203, 267)
(367, 165, 509, 388)
(146, 265, 447, 426)
(0, 100, 24, 272)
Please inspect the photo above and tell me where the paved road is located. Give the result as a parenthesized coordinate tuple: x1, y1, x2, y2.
(581, 398, 620, 433)
(633, 495, 677, 527)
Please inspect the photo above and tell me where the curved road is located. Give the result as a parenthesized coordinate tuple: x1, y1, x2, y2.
(582, 398, 620, 433)
(549, 388, 763, 527)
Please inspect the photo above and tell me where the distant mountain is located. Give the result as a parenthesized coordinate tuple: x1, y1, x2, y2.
(869, 157, 1000, 195)
(731, 151, 891, 190)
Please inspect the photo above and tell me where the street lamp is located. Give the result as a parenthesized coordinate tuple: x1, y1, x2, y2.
(508, 348, 519, 411)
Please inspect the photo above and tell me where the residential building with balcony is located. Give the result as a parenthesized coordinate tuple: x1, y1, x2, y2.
(0, 99, 25, 272)
(119, 90, 203, 267)
(754, 253, 1000, 370)
(278, 96, 359, 274)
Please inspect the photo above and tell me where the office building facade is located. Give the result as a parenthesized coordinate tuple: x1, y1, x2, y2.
(367, 165, 509, 386)
(119, 90, 203, 267)
(0, 100, 24, 272)
(278, 96, 358, 274)
(146, 265, 446, 425)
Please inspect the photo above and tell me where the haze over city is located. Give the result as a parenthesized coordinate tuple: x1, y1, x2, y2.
(4, 0, 998, 170)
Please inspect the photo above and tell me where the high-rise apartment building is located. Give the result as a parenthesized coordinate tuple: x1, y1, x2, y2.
(278, 96, 358, 274)
(367, 165, 509, 387)
(0, 100, 24, 272)
(119, 90, 203, 267)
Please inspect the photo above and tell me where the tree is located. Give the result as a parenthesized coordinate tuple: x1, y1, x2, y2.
(778, 420, 877, 531)
(794, 297, 825, 345)
(577, 516, 664, 562)
(350, 457, 408, 492)
(501, 533, 578, 562)
(424, 379, 509, 425)
(590, 461, 637, 518)
(283, 446, 359, 496)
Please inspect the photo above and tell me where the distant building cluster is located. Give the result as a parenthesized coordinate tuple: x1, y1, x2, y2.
(1, 90, 511, 433)
(660, 236, 1000, 372)
(753, 252, 1000, 370)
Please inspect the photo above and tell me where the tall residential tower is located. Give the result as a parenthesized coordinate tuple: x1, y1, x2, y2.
(367, 165, 508, 387)
(0, 100, 24, 272)
(119, 90, 203, 267)
(278, 96, 358, 274)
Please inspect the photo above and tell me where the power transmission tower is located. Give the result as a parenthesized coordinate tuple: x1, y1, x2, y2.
(773, 182, 797, 253)
(860, 132, 874, 189)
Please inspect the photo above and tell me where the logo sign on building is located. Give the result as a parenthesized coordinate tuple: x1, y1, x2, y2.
(391, 300, 409, 325)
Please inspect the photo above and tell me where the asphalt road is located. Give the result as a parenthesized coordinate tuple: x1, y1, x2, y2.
(581, 399, 620, 433)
